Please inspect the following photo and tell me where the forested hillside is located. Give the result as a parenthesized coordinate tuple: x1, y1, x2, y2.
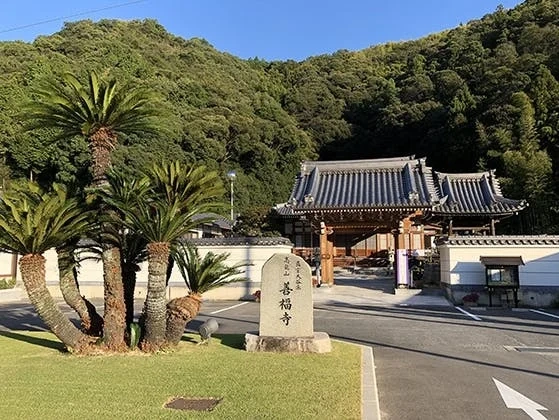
(1, 0, 559, 233)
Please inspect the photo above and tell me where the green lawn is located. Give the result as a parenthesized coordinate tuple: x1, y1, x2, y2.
(0, 331, 361, 419)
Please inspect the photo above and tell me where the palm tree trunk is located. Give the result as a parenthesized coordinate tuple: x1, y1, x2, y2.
(165, 293, 202, 345)
(57, 248, 103, 336)
(89, 130, 113, 188)
(122, 263, 138, 328)
(102, 246, 126, 350)
(20, 254, 90, 351)
(142, 242, 170, 351)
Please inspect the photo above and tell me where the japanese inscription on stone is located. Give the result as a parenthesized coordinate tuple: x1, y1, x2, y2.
(260, 253, 313, 337)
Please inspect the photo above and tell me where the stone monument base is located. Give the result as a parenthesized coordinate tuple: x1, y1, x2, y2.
(245, 332, 332, 353)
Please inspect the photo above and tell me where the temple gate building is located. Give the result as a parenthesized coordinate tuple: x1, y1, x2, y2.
(274, 156, 527, 285)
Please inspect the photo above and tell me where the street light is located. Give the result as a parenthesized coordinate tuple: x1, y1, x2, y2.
(227, 170, 236, 222)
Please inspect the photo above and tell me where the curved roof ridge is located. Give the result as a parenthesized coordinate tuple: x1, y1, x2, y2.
(434, 170, 492, 179)
(301, 156, 422, 172)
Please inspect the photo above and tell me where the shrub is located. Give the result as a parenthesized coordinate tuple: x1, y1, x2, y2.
(0, 277, 16, 290)
(462, 292, 479, 303)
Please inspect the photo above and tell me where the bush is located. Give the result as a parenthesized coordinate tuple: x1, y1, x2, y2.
(0, 277, 16, 290)
(462, 292, 479, 303)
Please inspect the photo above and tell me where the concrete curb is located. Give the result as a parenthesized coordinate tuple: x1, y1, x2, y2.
(362, 345, 381, 420)
(332, 339, 381, 419)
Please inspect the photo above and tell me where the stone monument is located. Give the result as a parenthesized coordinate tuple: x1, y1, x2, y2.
(245, 253, 331, 353)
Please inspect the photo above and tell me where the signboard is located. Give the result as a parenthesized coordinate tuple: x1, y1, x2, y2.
(396, 249, 409, 287)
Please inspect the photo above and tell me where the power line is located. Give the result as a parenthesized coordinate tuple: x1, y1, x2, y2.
(0, 0, 147, 35)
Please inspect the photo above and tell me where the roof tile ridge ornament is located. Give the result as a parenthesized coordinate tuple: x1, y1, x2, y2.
(304, 166, 320, 201)
(443, 174, 457, 205)
(403, 162, 414, 194)
(300, 161, 309, 176)
(480, 173, 496, 204)
(427, 168, 443, 205)
(489, 169, 505, 196)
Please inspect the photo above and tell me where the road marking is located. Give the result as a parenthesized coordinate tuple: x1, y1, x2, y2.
(530, 309, 559, 320)
(455, 306, 482, 321)
(493, 378, 548, 420)
(210, 302, 249, 315)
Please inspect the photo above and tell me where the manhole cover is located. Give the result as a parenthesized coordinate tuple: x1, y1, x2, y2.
(164, 397, 222, 411)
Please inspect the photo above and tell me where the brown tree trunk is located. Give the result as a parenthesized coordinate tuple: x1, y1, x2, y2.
(57, 248, 103, 336)
(19, 254, 91, 352)
(102, 246, 126, 350)
(89, 129, 114, 188)
(122, 263, 138, 328)
(165, 293, 202, 346)
(141, 242, 170, 351)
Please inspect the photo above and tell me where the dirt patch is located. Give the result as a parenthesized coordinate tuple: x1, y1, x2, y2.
(164, 397, 222, 411)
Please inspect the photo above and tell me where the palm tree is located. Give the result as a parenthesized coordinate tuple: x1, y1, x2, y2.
(25, 71, 165, 186)
(57, 242, 103, 336)
(25, 71, 166, 349)
(101, 162, 225, 351)
(0, 182, 94, 351)
(166, 243, 247, 346)
(119, 231, 148, 329)
(93, 169, 150, 331)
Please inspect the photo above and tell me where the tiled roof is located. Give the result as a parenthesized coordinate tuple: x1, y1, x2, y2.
(279, 157, 527, 217)
(438, 236, 559, 246)
(187, 237, 293, 246)
(286, 157, 437, 212)
(191, 212, 232, 230)
(432, 171, 527, 216)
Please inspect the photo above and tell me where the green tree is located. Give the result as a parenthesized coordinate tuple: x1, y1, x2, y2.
(101, 162, 225, 350)
(0, 182, 93, 350)
(24, 71, 167, 350)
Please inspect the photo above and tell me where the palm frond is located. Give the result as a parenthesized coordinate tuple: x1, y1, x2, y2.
(0, 182, 95, 255)
(23, 71, 168, 143)
(173, 242, 248, 295)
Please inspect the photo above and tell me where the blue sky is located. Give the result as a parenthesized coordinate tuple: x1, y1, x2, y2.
(0, 0, 523, 61)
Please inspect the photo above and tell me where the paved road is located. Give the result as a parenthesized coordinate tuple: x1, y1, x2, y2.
(2, 277, 559, 420)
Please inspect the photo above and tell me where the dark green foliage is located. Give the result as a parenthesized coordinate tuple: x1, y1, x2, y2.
(173, 242, 248, 294)
(0, 182, 93, 255)
(98, 161, 226, 244)
(129, 322, 141, 349)
(0, 277, 16, 289)
(2, 2, 559, 233)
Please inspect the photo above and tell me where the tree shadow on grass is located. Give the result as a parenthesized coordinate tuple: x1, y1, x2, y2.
(179, 333, 244, 350)
(213, 334, 245, 350)
(180, 335, 199, 344)
(0, 330, 66, 352)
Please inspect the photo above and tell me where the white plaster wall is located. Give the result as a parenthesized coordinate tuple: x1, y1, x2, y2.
(16, 243, 293, 300)
(0, 253, 15, 277)
(439, 244, 559, 286)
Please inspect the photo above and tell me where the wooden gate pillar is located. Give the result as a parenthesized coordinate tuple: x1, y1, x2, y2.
(319, 222, 334, 285)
